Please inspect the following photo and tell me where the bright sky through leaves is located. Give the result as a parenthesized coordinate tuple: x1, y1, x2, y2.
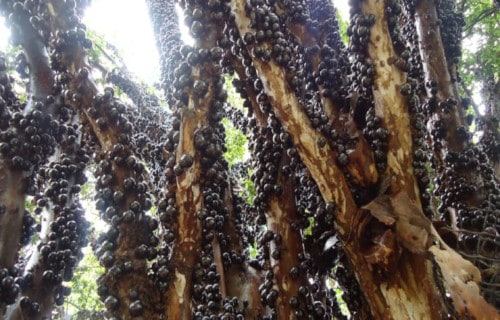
(0, 17, 9, 51)
(82, 0, 160, 84)
(0, 1, 350, 84)
(80, 0, 348, 84)
(0, 1, 487, 115)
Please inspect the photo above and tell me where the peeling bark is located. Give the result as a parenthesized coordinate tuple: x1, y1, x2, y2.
(230, 1, 443, 319)
(230, 0, 498, 318)
(232, 0, 356, 220)
(411, 0, 499, 309)
(165, 76, 209, 320)
(430, 241, 499, 319)
(362, 0, 420, 202)
(0, 0, 497, 318)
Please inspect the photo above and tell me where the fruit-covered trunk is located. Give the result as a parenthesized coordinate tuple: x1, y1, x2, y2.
(0, 0, 498, 319)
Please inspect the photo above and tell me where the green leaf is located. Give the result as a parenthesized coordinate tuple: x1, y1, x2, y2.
(222, 117, 248, 167)
(64, 247, 104, 315)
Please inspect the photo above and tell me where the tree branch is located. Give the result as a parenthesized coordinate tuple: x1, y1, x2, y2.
(463, 7, 497, 38)
(460, 81, 481, 116)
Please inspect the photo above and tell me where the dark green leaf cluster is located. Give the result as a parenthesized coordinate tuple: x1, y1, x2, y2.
(459, 0, 499, 104)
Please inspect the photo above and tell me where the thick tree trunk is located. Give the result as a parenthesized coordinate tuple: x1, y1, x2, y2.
(0, 0, 498, 319)
(229, 0, 497, 318)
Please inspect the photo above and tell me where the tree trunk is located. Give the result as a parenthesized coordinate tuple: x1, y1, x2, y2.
(0, 0, 497, 319)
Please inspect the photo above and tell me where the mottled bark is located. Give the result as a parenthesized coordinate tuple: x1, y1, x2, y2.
(163, 66, 211, 320)
(39, 1, 160, 318)
(230, 0, 497, 318)
(0, 0, 55, 272)
(266, 154, 309, 320)
(412, 0, 499, 310)
(0, 0, 498, 319)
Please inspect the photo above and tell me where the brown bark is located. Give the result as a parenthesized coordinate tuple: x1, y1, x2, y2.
(362, 0, 420, 203)
(158, 3, 237, 319)
(363, 1, 497, 318)
(414, 0, 467, 156)
(266, 153, 309, 320)
(224, 26, 312, 318)
(0, 0, 55, 272)
(222, 186, 265, 319)
(411, 0, 499, 310)
(230, 2, 394, 318)
(231, 0, 357, 222)
(0, 167, 25, 269)
(0, 6, 59, 318)
(36, 1, 160, 318)
(282, 1, 379, 189)
(164, 68, 210, 320)
(230, 0, 498, 318)
(0, 0, 498, 319)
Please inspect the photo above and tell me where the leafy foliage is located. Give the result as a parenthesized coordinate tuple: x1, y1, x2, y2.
(459, 0, 499, 107)
(222, 117, 248, 167)
(63, 249, 104, 316)
(336, 8, 349, 45)
(242, 174, 256, 205)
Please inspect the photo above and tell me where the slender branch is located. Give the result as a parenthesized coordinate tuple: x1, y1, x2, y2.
(266, 153, 310, 320)
(92, 41, 125, 71)
(463, 7, 497, 38)
(460, 81, 481, 116)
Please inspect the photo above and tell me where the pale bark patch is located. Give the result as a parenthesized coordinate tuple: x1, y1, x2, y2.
(174, 271, 187, 304)
(430, 245, 499, 319)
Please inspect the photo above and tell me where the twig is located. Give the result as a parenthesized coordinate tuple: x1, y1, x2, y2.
(460, 81, 482, 116)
